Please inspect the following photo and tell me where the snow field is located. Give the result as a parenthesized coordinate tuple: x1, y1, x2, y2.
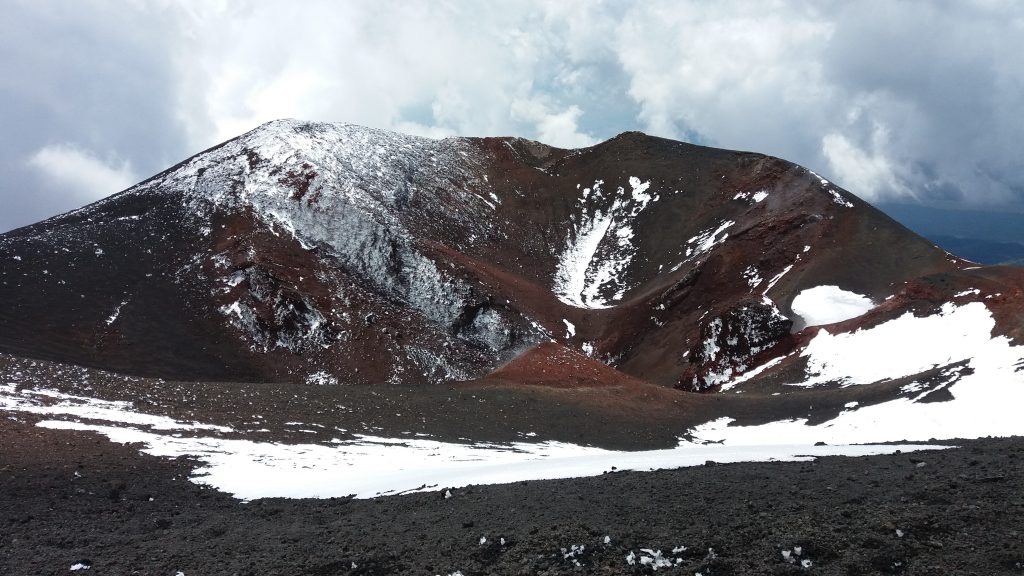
(1, 383, 945, 501)
(797, 301, 1018, 387)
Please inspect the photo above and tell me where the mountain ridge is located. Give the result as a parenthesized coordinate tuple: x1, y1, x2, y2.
(1, 120, 1019, 404)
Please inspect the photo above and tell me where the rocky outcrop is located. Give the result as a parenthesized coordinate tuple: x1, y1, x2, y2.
(680, 300, 793, 391)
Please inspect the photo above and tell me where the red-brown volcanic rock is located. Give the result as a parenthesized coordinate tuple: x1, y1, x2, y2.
(0, 120, 1010, 395)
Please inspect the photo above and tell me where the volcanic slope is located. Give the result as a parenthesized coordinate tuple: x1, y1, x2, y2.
(0, 119, 1021, 401)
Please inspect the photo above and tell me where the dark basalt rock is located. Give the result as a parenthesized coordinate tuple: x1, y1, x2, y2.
(681, 299, 793, 391)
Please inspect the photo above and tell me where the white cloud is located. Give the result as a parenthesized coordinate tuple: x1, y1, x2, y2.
(167, 2, 560, 148)
(152, 1, 1024, 207)
(589, 1, 1024, 205)
(161, 2, 625, 152)
(5, 0, 1024, 231)
(613, 3, 835, 155)
(821, 129, 912, 202)
(27, 144, 137, 203)
(510, 99, 597, 148)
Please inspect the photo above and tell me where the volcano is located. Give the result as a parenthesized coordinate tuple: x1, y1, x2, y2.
(3, 119, 1020, 398)
(4, 121, 1024, 574)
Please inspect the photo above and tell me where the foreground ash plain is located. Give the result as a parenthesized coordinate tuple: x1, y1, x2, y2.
(3, 354, 1024, 575)
(2, 121, 1024, 574)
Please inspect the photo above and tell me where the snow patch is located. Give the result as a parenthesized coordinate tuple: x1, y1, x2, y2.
(692, 327, 1024, 444)
(628, 176, 653, 204)
(764, 265, 794, 294)
(719, 357, 784, 392)
(742, 266, 762, 289)
(828, 189, 854, 207)
(685, 220, 734, 258)
(553, 177, 654, 308)
(701, 319, 723, 362)
(0, 383, 943, 501)
(305, 371, 339, 386)
(691, 301, 791, 390)
(634, 548, 673, 570)
(808, 169, 829, 186)
(0, 384, 231, 432)
(807, 169, 852, 206)
(794, 301, 1024, 389)
(105, 300, 128, 326)
(791, 286, 873, 326)
(763, 245, 814, 295)
(733, 190, 768, 203)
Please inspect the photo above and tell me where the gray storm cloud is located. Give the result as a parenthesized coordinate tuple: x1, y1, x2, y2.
(2, 0, 1022, 232)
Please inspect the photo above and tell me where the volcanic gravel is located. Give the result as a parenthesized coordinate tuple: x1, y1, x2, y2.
(2, 412, 1023, 576)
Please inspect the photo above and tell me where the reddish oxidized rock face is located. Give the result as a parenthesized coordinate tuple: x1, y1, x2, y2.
(0, 120, 1010, 394)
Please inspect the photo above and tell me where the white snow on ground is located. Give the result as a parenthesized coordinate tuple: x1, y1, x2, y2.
(828, 189, 854, 208)
(763, 245, 813, 295)
(553, 177, 655, 308)
(685, 220, 734, 258)
(718, 357, 785, 392)
(794, 301, 1023, 388)
(808, 170, 829, 186)
(104, 300, 128, 326)
(305, 371, 339, 386)
(741, 266, 762, 289)
(553, 194, 615, 308)
(734, 190, 769, 203)
(696, 307, 1023, 442)
(0, 384, 230, 432)
(0, 383, 942, 501)
(563, 319, 576, 338)
(4, 300, 1020, 500)
(791, 285, 874, 326)
(33, 419, 938, 501)
(628, 176, 653, 204)
(692, 362, 1024, 445)
(763, 264, 793, 293)
(806, 169, 853, 207)
(687, 301, 1022, 433)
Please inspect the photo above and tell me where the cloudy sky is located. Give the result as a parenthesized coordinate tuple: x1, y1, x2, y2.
(2, 0, 1022, 232)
